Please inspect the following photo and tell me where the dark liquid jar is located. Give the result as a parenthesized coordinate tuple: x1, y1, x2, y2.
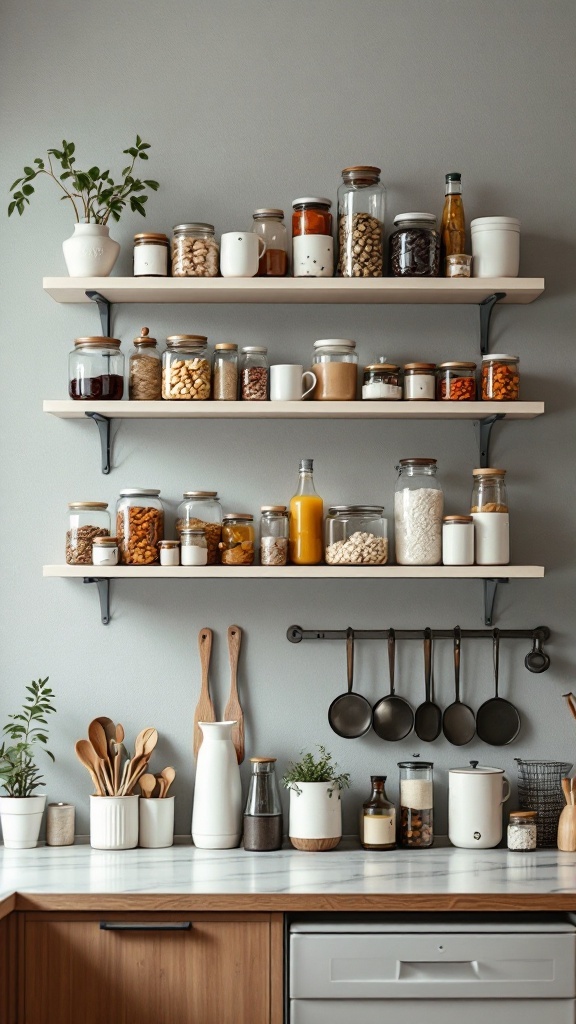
(389, 213, 440, 277)
(243, 757, 283, 852)
(69, 337, 124, 400)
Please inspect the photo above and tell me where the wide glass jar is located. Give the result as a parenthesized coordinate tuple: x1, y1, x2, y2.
(133, 232, 169, 277)
(394, 458, 444, 565)
(481, 354, 520, 400)
(180, 527, 208, 566)
(398, 761, 434, 848)
(162, 335, 211, 400)
(219, 514, 255, 566)
(362, 363, 402, 401)
(176, 491, 222, 566)
(259, 506, 289, 566)
(389, 213, 440, 277)
(436, 361, 477, 401)
(243, 757, 283, 852)
(311, 339, 358, 401)
(252, 209, 288, 277)
(403, 362, 436, 401)
(129, 327, 162, 401)
(171, 223, 219, 277)
(325, 505, 388, 565)
(240, 346, 268, 400)
(69, 337, 124, 400)
(66, 502, 110, 564)
(116, 488, 164, 565)
(507, 810, 537, 851)
(212, 343, 238, 401)
(470, 468, 509, 566)
(337, 166, 386, 277)
(291, 198, 334, 277)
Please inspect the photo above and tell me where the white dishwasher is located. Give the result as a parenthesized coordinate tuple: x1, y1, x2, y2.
(289, 915, 576, 1024)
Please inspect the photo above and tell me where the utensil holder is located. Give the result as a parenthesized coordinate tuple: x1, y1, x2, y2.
(90, 795, 139, 850)
(139, 797, 175, 849)
(557, 805, 576, 852)
(516, 759, 573, 847)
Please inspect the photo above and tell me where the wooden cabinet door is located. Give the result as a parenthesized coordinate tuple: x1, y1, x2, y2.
(0, 911, 17, 1024)
(22, 911, 276, 1024)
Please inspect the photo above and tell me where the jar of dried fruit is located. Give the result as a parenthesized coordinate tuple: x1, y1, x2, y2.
(162, 336, 211, 400)
(240, 346, 268, 400)
(176, 491, 222, 566)
(69, 337, 124, 401)
(116, 488, 164, 565)
(129, 328, 162, 401)
(481, 354, 520, 401)
(212, 343, 238, 401)
(66, 502, 110, 565)
(219, 514, 255, 566)
(337, 166, 386, 277)
(436, 361, 477, 401)
(171, 223, 219, 277)
(291, 198, 334, 277)
(259, 506, 289, 566)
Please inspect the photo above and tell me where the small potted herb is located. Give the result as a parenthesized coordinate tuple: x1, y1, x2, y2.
(0, 678, 56, 849)
(282, 746, 350, 851)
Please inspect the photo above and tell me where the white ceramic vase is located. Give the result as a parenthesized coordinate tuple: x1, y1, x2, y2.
(0, 794, 46, 849)
(139, 797, 175, 849)
(90, 795, 139, 850)
(289, 782, 342, 851)
(192, 721, 242, 849)
(62, 223, 120, 277)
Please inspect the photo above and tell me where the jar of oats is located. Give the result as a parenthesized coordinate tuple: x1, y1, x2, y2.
(162, 336, 211, 400)
(171, 223, 219, 277)
(259, 506, 289, 566)
(219, 514, 255, 566)
(176, 491, 222, 566)
(116, 489, 164, 566)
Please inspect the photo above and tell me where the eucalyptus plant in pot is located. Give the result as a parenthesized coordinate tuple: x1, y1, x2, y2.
(0, 678, 56, 849)
(8, 136, 159, 276)
(283, 746, 350, 852)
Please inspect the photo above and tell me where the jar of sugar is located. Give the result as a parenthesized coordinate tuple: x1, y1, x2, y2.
(394, 458, 444, 566)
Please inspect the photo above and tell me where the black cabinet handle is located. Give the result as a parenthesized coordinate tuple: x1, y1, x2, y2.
(99, 921, 192, 932)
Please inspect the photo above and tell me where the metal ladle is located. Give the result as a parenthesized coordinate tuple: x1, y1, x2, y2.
(328, 627, 373, 739)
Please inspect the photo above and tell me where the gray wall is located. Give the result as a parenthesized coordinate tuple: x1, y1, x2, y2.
(1, 0, 575, 837)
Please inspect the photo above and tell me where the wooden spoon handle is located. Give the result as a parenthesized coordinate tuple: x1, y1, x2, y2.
(563, 693, 576, 722)
(194, 628, 216, 759)
(224, 625, 244, 764)
(199, 628, 213, 695)
(562, 777, 571, 805)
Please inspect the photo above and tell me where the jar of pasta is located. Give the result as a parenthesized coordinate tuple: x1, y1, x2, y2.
(219, 514, 255, 566)
(116, 488, 164, 565)
(436, 361, 477, 401)
(291, 198, 333, 277)
(176, 491, 222, 566)
(162, 336, 211, 400)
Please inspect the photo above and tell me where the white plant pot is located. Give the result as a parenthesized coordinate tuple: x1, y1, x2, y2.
(62, 223, 120, 277)
(0, 794, 46, 849)
(192, 721, 242, 849)
(289, 782, 342, 851)
(90, 795, 139, 850)
(139, 797, 175, 849)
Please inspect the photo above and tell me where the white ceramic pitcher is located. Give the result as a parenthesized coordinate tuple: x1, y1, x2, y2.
(191, 721, 242, 849)
(448, 762, 510, 849)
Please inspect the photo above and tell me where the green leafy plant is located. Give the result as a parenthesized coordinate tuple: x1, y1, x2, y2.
(282, 745, 350, 797)
(8, 135, 159, 223)
(0, 678, 56, 797)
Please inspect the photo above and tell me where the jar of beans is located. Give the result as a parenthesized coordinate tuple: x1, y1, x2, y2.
(436, 361, 477, 401)
(389, 213, 440, 277)
(176, 491, 222, 566)
(398, 761, 434, 848)
(162, 336, 211, 400)
(337, 166, 386, 277)
(66, 502, 110, 564)
(291, 198, 334, 277)
(240, 346, 268, 400)
(69, 337, 124, 401)
(171, 223, 219, 277)
(129, 328, 162, 401)
(219, 514, 255, 566)
(116, 488, 165, 565)
(481, 354, 520, 400)
(212, 343, 238, 401)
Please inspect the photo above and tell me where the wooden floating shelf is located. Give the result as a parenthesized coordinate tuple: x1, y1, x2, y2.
(44, 565, 545, 580)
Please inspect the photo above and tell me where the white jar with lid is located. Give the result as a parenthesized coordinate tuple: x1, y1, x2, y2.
(403, 362, 436, 400)
(471, 217, 520, 277)
(448, 762, 510, 849)
(159, 540, 180, 566)
(92, 536, 119, 566)
(442, 515, 474, 566)
(181, 527, 208, 566)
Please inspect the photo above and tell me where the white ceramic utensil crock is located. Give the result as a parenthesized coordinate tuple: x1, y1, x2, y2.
(448, 761, 510, 849)
(89, 794, 139, 850)
(139, 796, 175, 849)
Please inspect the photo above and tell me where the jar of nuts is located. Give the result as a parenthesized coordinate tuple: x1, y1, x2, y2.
(66, 502, 110, 565)
(259, 506, 289, 566)
(171, 223, 219, 277)
(240, 346, 268, 400)
(129, 328, 162, 401)
(398, 761, 434, 848)
(436, 361, 477, 401)
(481, 354, 520, 401)
(176, 491, 222, 566)
(219, 514, 255, 566)
(337, 166, 386, 278)
(325, 506, 388, 565)
(116, 488, 165, 565)
(162, 336, 211, 400)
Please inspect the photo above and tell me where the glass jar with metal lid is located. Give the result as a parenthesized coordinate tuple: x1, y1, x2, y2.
(116, 488, 164, 565)
(129, 327, 162, 401)
(69, 337, 124, 400)
(213, 343, 238, 401)
(481, 354, 520, 400)
(252, 209, 288, 277)
(176, 491, 222, 566)
(311, 339, 358, 401)
(362, 363, 402, 401)
(66, 502, 110, 565)
(243, 757, 283, 852)
(171, 223, 219, 277)
(398, 761, 434, 848)
(240, 346, 268, 400)
(389, 213, 440, 277)
(436, 361, 477, 401)
(180, 527, 208, 566)
(403, 362, 436, 401)
(395, 458, 444, 565)
(325, 506, 388, 565)
(162, 335, 211, 400)
(291, 198, 334, 277)
(507, 810, 537, 851)
(133, 232, 169, 277)
(259, 506, 289, 566)
(219, 514, 255, 566)
(337, 166, 386, 277)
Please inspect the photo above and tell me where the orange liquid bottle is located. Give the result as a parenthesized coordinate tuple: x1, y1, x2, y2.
(440, 172, 466, 274)
(289, 458, 324, 565)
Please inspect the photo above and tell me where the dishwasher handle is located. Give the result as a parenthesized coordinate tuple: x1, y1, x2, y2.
(398, 960, 479, 981)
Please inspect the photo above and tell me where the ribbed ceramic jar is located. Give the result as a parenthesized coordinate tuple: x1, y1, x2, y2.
(89, 795, 139, 850)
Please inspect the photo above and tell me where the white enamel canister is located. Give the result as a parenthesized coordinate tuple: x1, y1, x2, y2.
(448, 762, 510, 848)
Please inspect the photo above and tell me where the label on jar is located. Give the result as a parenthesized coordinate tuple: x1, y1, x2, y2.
(363, 814, 395, 846)
(92, 546, 118, 566)
(404, 374, 435, 400)
(134, 244, 168, 277)
(362, 382, 403, 400)
(292, 235, 333, 277)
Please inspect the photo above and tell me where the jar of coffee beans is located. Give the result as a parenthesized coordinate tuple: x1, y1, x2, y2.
(389, 213, 440, 277)
(398, 761, 434, 848)
(337, 166, 386, 277)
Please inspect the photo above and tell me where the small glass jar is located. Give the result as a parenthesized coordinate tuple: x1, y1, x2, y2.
(325, 506, 388, 565)
(360, 776, 396, 850)
(311, 339, 358, 401)
(240, 346, 268, 400)
(219, 514, 255, 566)
(436, 361, 477, 401)
(507, 810, 537, 851)
(481, 354, 520, 401)
(116, 488, 164, 565)
(403, 362, 436, 401)
(213, 343, 238, 401)
(446, 253, 472, 278)
(243, 757, 283, 852)
(389, 213, 440, 277)
(162, 335, 211, 400)
(133, 232, 169, 277)
(92, 536, 119, 567)
(176, 491, 222, 566)
(291, 197, 334, 277)
(362, 363, 402, 401)
(395, 459, 444, 566)
(337, 166, 386, 277)
(260, 506, 289, 566)
(470, 468, 509, 566)
(252, 209, 288, 277)
(442, 515, 474, 566)
(180, 528, 208, 566)
(398, 761, 434, 848)
(470, 468, 508, 513)
(171, 223, 219, 277)
(69, 337, 124, 401)
(66, 502, 110, 564)
(129, 327, 162, 401)
(158, 539, 180, 566)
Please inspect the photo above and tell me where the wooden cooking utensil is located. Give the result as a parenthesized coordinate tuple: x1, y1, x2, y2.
(563, 692, 576, 722)
(562, 777, 571, 805)
(224, 625, 244, 763)
(134, 727, 155, 759)
(160, 766, 176, 797)
(139, 774, 157, 799)
(88, 720, 113, 790)
(558, 779, 576, 851)
(75, 739, 103, 795)
(193, 627, 216, 758)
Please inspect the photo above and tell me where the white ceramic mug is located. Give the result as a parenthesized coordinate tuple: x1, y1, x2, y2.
(270, 364, 317, 401)
(220, 232, 266, 277)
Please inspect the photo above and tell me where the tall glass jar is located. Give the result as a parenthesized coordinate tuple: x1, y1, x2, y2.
(291, 198, 334, 277)
(398, 762, 434, 848)
(176, 491, 222, 566)
(470, 468, 509, 566)
(337, 166, 386, 277)
(219, 514, 255, 566)
(325, 506, 388, 565)
(212, 343, 238, 401)
(129, 327, 162, 401)
(162, 335, 211, 400)
(69, 337, 124, 400)
(259, 506, 289, 566)
(311, 339, 358, 401)
(116, 488, 164, 565)
(360, 776, 396, 850)
(252, 209, 288, 276)
(389, 213, 440, 277)
(243, 757, 283, 851)
(171, 223, 219, 277)
(66, 502, 110, 564)
(394, 458, 444, 565)
(240, 346, 268, 400)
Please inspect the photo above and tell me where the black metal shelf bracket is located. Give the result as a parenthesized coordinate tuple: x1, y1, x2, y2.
(83, 578, 111, 625)
(483, 577, 509, 627)
(477, 412, 505, 468)
(85, 412, 111, 474)
(479, 291, 506, 356)
(85, 290, 112, 336)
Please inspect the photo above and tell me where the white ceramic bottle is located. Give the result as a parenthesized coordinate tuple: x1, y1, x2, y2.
(448, 762, 510, 849)
(191, 721, 242, 849)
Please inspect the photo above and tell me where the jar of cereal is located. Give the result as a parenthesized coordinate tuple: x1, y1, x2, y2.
(259, 506, 289, 566)
(219, 514, 255, 566)
(162, 336, 211, 400)
(176, 491, 222, 566)
(171, 223, 219, 277)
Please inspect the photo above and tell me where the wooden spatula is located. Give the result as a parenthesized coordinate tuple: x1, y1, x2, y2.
(193, 627, 216, 758)
(224, 625, 244, 764)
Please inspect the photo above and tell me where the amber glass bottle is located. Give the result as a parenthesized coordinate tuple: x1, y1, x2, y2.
(440, 173, 466, 274)
(360, 776, 396, 850)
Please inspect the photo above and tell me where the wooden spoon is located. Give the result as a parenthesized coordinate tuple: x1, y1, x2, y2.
(113, 725, 124, 794)
(224, 625, 244, 764)
(193, 628, 216, 758)
(75, 739, 103, 795)
(160, 766, 176, 798)
(89, 720, 113, 789)
(139, 773, 157, 799)
(563, 693, 576, 722)
(134, 727, 157, 759)
(562, 777, 571, 805)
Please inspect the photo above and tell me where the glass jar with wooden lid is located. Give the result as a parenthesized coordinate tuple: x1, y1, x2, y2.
(507, 810, 537, 851)
(311, 339, 358, 401)
(470, 468, 508, 512)
(252, 209, 288, 277)
(162, 335, 210, 400)
(213, 343, 238, 401)
(403, 362, 436, 401)
(436, 361, 477, 401)
(362, 363, 402, 400)
(337, 166, 386, 277)
(133, 232, 169, 276)
(69, 337, 124, 400)
(171, 223, 219, 277)
(176, 491, 222, 565)
(129, 327, 162, 400)
(66, 502, 110, 564)
(259, 506, 289, 566)
(219, 514, 255, 566)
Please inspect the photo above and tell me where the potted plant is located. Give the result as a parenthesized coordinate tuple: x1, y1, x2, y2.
(283, 746, 350, 851)
(8, 136, 159, 277)
(0, 678, 56, 849)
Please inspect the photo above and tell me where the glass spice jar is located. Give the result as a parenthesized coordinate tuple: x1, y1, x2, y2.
(116, 488, 164, 565)
(436, 361, 477, 401)
(69, 337, 124, 401)
(362, 363, 402, 400)
(133, 232, 169, 277)
(171, 223, 219, 277)
(337, 166, 386, 277)
(252, 209, 288, 276)
(507, 810, 537, 851)
(398, 761, 434, 848)
(243, 757, 283, 851)
(311, 339, 358, 401)
(389, 213, 440, 277)
(176, 491, 222, 566)
(219, 514, 255, 566)
(66, 502, 110, 564)
(291, 198, 334, 277)
(213, 343, 238, 401)
(240, 346, 268, 400)
(481, 354, 520, 401)
(403, 362, 436, 401)
(360, 776, 396, 850)
(446, 253, 472, 278)
(129, 327, 162, 401)
(259, 506, 289, 566)
(162, 335, 211, 400)
(325, 505, 388, 565)
(180, 527, 208, 566)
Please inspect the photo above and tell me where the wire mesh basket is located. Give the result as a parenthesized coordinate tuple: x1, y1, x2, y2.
(515, 759, 573, 847)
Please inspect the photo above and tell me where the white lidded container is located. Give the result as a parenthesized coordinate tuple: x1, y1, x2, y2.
(442, 515, 474, 565)
(448, 761, 511, 849)
(471, 216, 520, 278)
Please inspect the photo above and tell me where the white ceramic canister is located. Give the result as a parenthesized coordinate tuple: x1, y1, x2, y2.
(139, 796, 175, 849)
(89, 795, 139, 850)
(191, 721, 242, 849)
(471, 512, 510, 565)
(0, 794, 46, 849)
(288, 781, 343, 844)
(442, 515, 474, 566)
(448, 762, 511, 849)
(471, 217, 520, 278)
(92, 536, 119, 566)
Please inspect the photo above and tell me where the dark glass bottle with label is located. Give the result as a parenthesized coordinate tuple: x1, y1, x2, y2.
(360, 775, 396, 850)
(440, 172, 466, 274)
